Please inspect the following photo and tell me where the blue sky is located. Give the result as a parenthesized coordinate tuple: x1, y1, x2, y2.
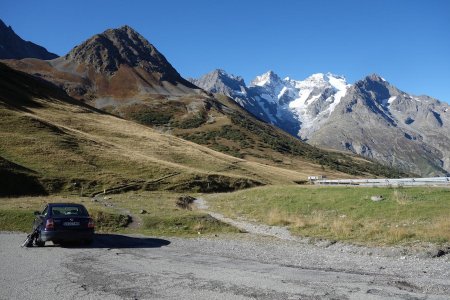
(2, 0, 450, 102)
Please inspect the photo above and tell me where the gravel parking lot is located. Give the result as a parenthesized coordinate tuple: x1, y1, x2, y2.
(1, 232, 449, 299)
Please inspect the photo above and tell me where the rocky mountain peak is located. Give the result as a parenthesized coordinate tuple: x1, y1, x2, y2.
(189, 69, 247, 96)
(358, 73, 390, 87)
(0, 19, 12, 33)
(251, 70, 282, 87)
(64, 25, 181, 79)
(296, 73, 347, 90)
(307, 72, 327, 81)
(214, 69, 228, 75)
(0, 18, 58, 60)
(214, 69, 245, 83)
(352, 73, 395, 102)
(367, 73, 386, 82)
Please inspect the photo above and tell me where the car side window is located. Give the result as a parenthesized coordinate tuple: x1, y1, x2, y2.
(42, 206, 49, 216)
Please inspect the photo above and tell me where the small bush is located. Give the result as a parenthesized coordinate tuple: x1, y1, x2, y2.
(176, 111, 207, 129)
(176, 195, 196, 210)
(133, 111, 173, 125)
(89, 211, 131, 232)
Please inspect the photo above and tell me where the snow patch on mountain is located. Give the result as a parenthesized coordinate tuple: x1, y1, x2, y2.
(388, 96, 397, 104)
(381, 95, 398, 107)
(251, 70, 279, 87)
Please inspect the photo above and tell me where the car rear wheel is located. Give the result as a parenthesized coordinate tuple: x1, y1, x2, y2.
(58, 241, 68, 247)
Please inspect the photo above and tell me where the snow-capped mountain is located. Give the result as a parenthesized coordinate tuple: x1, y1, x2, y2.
(249, 71, 350, 138)
(191, 70, 450, 176)
(190, 69, 351, 139)
(188, 70, 299, 137)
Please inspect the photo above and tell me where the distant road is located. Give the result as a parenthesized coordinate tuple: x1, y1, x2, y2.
(315, 177, 450, 187)
(1, 232, 449, 299)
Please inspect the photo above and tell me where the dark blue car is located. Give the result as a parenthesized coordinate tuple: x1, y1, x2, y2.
(32, 203, 95, 246)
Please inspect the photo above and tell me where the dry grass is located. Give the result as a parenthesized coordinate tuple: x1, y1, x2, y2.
(267, 208, 292, 226)
(206, 185, 450, 245)
(1, 95, 321, 195)
(393, 189, 411, 205)
(0, 195, 115, 214)
(428, 218, 450, 241)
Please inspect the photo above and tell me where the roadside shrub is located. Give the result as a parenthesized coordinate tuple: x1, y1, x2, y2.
(90, 211, 131, 231)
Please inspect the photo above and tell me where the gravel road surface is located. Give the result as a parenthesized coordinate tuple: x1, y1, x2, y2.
(1, 232, 449, 299)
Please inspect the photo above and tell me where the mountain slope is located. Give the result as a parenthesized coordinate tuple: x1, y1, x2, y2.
(0, 62, 315, 196)
(193, 70, 449, 176)
(3, 25, 199, 103)
(1, 62, 402, 198)
(309, 75, 450, 176)
(2, 26, 404, 181)
(0, 19, 58, 60)
(188, 69, 285, 129)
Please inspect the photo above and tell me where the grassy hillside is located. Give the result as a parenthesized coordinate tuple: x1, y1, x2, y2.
(0, 156, 47, 196)
(1, 63, 355, 196)
(108, 92, 406, 179)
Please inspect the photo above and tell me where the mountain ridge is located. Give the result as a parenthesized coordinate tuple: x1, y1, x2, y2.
(1, 25, 405, 182)
(3, 25, 199, 103)
(64, 25, 194, 86)
(1, 62, 406, 197)
(0, 19, 58, 60)
(191, 69, 450, 176)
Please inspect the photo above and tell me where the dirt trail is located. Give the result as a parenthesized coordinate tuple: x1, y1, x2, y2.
(195, 197, 297, 241)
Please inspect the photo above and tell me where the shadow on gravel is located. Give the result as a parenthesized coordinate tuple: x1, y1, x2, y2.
(57, 233, 171, 249)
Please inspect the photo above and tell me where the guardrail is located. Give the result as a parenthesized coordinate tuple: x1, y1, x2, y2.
(314, 177, 450, 187)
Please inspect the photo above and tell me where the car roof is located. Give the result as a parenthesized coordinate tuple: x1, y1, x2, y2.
(48, 203, 86, 207)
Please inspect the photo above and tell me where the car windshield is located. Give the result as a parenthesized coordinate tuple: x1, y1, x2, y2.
(51, 206, 87, 216)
